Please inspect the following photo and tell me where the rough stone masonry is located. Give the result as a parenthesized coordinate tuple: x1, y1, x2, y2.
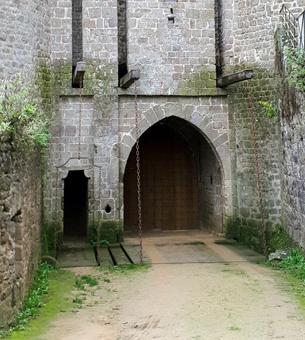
(1, 0, 305, 328)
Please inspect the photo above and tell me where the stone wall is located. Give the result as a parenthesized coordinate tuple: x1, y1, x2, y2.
(0, 0, 50, 328)
(277, 3, 305, 248)
(126, 0, 216, 95)
(221, 0, 305, 250)
(45, 0, 121, 243)
(280, 91, 305, 248)
(0, 142, 42, 328)
(0, 0, 50, 75)
(220, 0, 283, 250)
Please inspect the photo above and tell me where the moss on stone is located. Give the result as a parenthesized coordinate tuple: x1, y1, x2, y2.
(42, 220, 62, 257)
(179, 70, 216, 95)
(88, 219, 123, 245)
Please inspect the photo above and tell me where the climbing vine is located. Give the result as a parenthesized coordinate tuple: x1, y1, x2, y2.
(283, 46, 305, 92)
(0, 74, 50, 149)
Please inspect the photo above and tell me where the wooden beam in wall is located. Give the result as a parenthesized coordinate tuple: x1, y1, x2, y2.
(217, 69, 253, 87)
(120, 70, 140, 88)
(73, 61, 86, 87)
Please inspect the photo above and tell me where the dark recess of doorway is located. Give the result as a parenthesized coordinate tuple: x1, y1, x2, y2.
(63, 170, 88, 239)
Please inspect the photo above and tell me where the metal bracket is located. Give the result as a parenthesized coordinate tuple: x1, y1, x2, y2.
(119, 70, 140, 88)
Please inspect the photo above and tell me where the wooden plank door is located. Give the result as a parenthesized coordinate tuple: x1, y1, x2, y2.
(124, 124, 199, 232)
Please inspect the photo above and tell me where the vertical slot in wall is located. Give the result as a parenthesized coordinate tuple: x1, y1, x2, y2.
(72, 0, 83, 87)
(215, 0, 224, 80)
(118, 0, 128, 84)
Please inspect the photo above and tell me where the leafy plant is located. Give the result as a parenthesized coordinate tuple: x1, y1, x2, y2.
(283, 46, 305, 92)
(0, 74, 50, 148)
(10, 262, 52, 332)
(258, 101, 278, 118)
(75, 275, 99, 290)
(277, 247, 305, 280)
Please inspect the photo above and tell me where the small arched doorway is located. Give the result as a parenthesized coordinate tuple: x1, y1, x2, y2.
(64, 170, 88, 239)
(124, 120, 199, 232)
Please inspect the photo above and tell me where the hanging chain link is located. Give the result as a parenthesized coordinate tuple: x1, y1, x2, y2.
(248, 79, 268, 259)
(54, 168, 59, 257)
(134, 82, 143, 263)
(97, 166, 102, 265)
(78, 78, 83, 159)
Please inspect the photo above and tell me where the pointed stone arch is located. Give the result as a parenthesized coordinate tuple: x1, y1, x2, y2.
(121, 107, 230, 233)
(119, 96, 232, 233)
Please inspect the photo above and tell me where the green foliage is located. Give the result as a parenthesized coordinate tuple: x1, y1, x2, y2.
(88, 220, 123, 245)
(277, 248, 305, 280)
(267, 248, 305, 307)
(0, 74, 50, 148)
(283, 46, 305, 92)
(75, 275, 99, 290)
(0, 268, 75, 339)
(267, 225, 293, 253)
(0, 262, 53, 337)
(15, 262, 52, 331)
(99, 263, 150, 275)
(42, 221, 61, 257)
(258, 101, 278, 118)
(73, 275, 99, 309)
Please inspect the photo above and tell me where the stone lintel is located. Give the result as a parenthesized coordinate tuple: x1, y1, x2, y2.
(73, 61, 86, 87)
(216, 70, 253, 87)
(119, 69, 140, 88)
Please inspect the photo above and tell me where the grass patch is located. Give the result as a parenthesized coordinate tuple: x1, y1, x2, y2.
(98, 263, 150, 276)
(75, 275, 99, 290)
(0, 267, 76, 340)
(267, 247, 305, 310)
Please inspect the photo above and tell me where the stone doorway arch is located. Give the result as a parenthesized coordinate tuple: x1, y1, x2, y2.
(123, 116, 224, 234)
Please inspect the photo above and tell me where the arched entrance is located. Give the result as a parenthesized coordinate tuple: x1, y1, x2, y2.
(124, 120, 199, 232)
(124, 117, 223, 234)
(64, 170, 88, 239)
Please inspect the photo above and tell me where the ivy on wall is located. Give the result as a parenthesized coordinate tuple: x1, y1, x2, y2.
(0, 74, 50, 149)
(284, 46, 305, 92)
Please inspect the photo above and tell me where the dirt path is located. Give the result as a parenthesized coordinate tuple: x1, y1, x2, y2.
(40, 233, 305, 340)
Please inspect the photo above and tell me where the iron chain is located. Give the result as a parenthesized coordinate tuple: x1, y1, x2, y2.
(248, 79, 268, 259)
(78, 79, 83, 159)
(135, 82, 143, 263)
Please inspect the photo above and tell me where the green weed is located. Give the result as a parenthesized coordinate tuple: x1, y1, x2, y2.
(75, 275, 99, 290)
(0, 268, 76, 340)
(14, 262, 52, 331)
(0, 262, 53, 337)
(267, 247, 305, 309)
(99, 263, 150, 276)
(258, 101, 278, 118)
(276, 248, 305, 280)
(283, 46, 305, 92)
(0, 74, 50, 149)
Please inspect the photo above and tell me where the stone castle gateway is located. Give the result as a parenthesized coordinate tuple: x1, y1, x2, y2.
(1, 0, 305, 328)
(45, 0, 232, 245)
